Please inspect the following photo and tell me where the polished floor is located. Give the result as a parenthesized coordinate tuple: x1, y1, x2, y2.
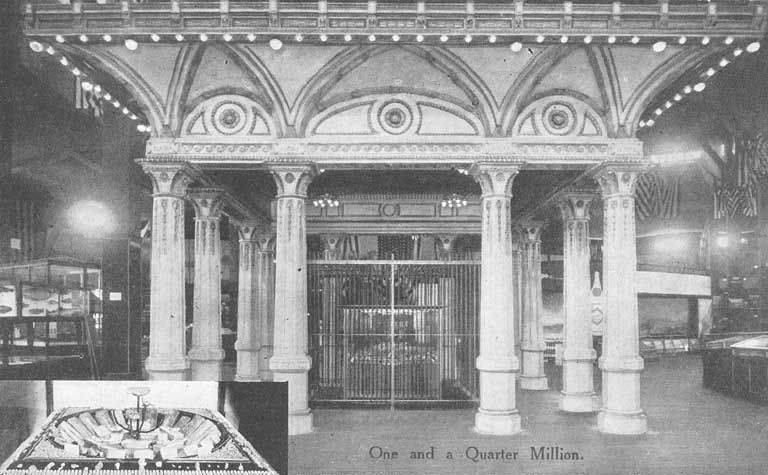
(289, 355, 768, 475)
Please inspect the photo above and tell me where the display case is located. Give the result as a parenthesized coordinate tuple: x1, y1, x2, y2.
(0, 258, 101, 379)
(341, 305, 443, 400)
(702, 334, 768, 403)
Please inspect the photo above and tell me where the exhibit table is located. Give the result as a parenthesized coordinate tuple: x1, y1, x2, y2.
(702, 334, 768, 403)
(0, 406, 278, 475)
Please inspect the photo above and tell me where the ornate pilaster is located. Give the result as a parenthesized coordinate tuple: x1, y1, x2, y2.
(139, 161, 194, 380)
(595, 164, 648, 435)
(558, 191, 599, 412)
(470, 162, 522, 435)
(511, 230, 523, 364)
(435, 234, 457, 261)
(519, 221, 548, 391)
(234, 222, 261, 381)
(255, 231, 276, 382)
(268, 164, 317, 435)
(188, 189, 226, 381)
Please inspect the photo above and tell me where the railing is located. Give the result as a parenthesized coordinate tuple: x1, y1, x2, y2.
(22, 0, 765, 37)
(637, 261, 710, 275)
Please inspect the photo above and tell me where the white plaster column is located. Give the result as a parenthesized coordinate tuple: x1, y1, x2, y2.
(558, 192, 599, 412)
(188, 189, 226, 381)
(257, 232, 276, 381)
(519, 222, 549, 391)
(139, 162, 194, 380)
(234, 222, 261, 381)
(511, 231, 523, 364)
(470, 162, 522, 435)
(595, 165, 648, 435)
(269, 164, 317, 435)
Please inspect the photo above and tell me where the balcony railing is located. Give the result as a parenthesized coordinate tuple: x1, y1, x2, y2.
(22, 0, 766, 38)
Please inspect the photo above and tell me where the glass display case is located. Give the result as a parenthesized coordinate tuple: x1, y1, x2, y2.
(702, 334, 768, 403)
(0, 258, 101, 379)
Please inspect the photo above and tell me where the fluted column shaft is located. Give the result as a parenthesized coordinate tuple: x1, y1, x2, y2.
(234, 223, 262, 381)
(257, 236, 276, 381)
(471, 163, 521, 436)
(559, 193, 599, 412)
(512, 235, 523, 364)
(519, 223, 548, 390)
(269, 165, 316, 435)
(596, 165, 648, 435)
(188, 190, 226, 381)
(140, 162, 193, 380)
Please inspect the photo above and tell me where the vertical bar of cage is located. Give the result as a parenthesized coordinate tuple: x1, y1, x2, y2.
(390, 256, 396, 410)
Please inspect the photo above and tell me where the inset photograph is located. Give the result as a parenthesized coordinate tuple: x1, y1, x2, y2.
(0, 381, 287, 475)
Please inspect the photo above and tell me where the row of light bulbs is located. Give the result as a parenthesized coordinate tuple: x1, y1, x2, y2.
(28, 40, 151, 134)
(638, 40, 761, 129)
(48, 32, 751, 52)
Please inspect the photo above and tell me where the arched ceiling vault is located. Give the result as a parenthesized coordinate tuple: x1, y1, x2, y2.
(54, 42, 741, 143)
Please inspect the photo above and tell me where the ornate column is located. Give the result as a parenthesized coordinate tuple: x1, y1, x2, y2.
(470, 162, 522, 435)
(139, 161, 194, 380)
(519, 222, 549, 390)
(188, 189, 226, 381)
(558, 192, 599, 412)
(511, 231, 523, 363)
(257, 232, 276, 381)
(234, 222, 261, 381)
(595, 164, 648, 435)
(269, 164, 317, 435)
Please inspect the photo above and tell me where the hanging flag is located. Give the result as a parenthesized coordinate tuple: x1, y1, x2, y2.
(635, 169, 679, 221)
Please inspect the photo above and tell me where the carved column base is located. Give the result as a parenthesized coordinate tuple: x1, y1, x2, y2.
(598, 356, 646, 434)
(560, 390, 600, 413)
(260, 345, 274, 381)
(270, 354, 312, 435)
(287, 408, 314, 436)
(145, 356, 189, 380)
(189, 347, 225, 381)
(597, 409, 647, 435)
(520, 347, 548, 390)
(474, 408, 521, 436)
(561, 349, 597, 412)
(474, 368, 521, 435)
(235, 347, 261, 382)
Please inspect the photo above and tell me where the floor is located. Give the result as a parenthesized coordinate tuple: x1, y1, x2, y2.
(289, 355, 768, 475)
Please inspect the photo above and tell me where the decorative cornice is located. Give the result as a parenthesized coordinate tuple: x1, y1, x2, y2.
(23, 1, 766, 39)
(145, 137, 645, 167)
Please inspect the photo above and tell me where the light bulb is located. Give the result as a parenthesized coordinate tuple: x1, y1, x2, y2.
(693, 82, 706, 92)
(706, 68, 716, 76)
(392, 34, 400, 42)
(295, 34, 303, 42)
(60, 57, 68, 66)
(733, 47, 743, 57)
(81, 81, 93, 91)
(560, 35, 568, 43)
(416, 34, 424, 42)
(199, 33, 208, 42)
(724, 36, 734, 45)
(654, 108, 663, 116)
(247, 33, 256, 42)
(368, 34, 376, 42)
(124, 39, 138, 50)
(678, 36, 687, 45)
(647, 119, 655, 126)
(536, 35, 545, 43)
(28, 41, 43, 52)
(701, 36, 710, 45)
(652, 41, 667, 52)
(103, 34, 112, 42)
(719, 58, 730, 67)
(488, 35, 496, 43)
(583, 35, 592, 44)
(223, 33, 233, 42)
(747, 41, 761, 53)
(630, 36, 640, 44)
(175, 34, 184, 42)
(673, 93, 682, 101)
(150, 34, 160, 42)
(71, 68, 81, 76)
(103, 92, 112, 101)
(440, 34, 449, 42)
(45, 46, 56, 55)
(55, 35, 65, 43)
(607, 35, 616, 44)
(344, 34, 352, 42)
(269, 38, 283, 50)
(464, 34, 472, 43)
(79, 34, 88, 43)
(320, 34, 328, 42)
(510, 41, 523, 52)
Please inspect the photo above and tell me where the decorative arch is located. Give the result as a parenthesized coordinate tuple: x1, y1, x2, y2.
(292, 44, 498, 136)
(62, 44, 167, 136)
(587, 46, 623, 137)
(621, 47, 722, 136)
(511, 94, 608, 138)
(306, 93, 484, 138)
(499, 45, 577, 135)
(165, 43, 205, 136)
(180, 94, 276, 139)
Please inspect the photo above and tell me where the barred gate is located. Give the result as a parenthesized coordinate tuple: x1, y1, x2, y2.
(308, 260, 480, 404)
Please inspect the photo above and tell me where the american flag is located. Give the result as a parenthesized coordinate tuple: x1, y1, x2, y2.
(713, 134, 760, 219)
(635, 169, 680, 221)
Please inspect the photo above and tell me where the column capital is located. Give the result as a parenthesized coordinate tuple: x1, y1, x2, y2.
(139, 160, 196, 196)
(320, 233, 345, 259)
(470, 162, 522, 197)
(268, 163, 318, 198)
(518, 221, 544, 243)
(558, 191, 596, 221)
(593, 163, 649, 197)
(235, 221, 262, 242)
(254, 231, 276, 253)
(188, 188, 226, 219)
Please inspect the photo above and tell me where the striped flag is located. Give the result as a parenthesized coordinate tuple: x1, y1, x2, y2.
(635, 169, 679, 221)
